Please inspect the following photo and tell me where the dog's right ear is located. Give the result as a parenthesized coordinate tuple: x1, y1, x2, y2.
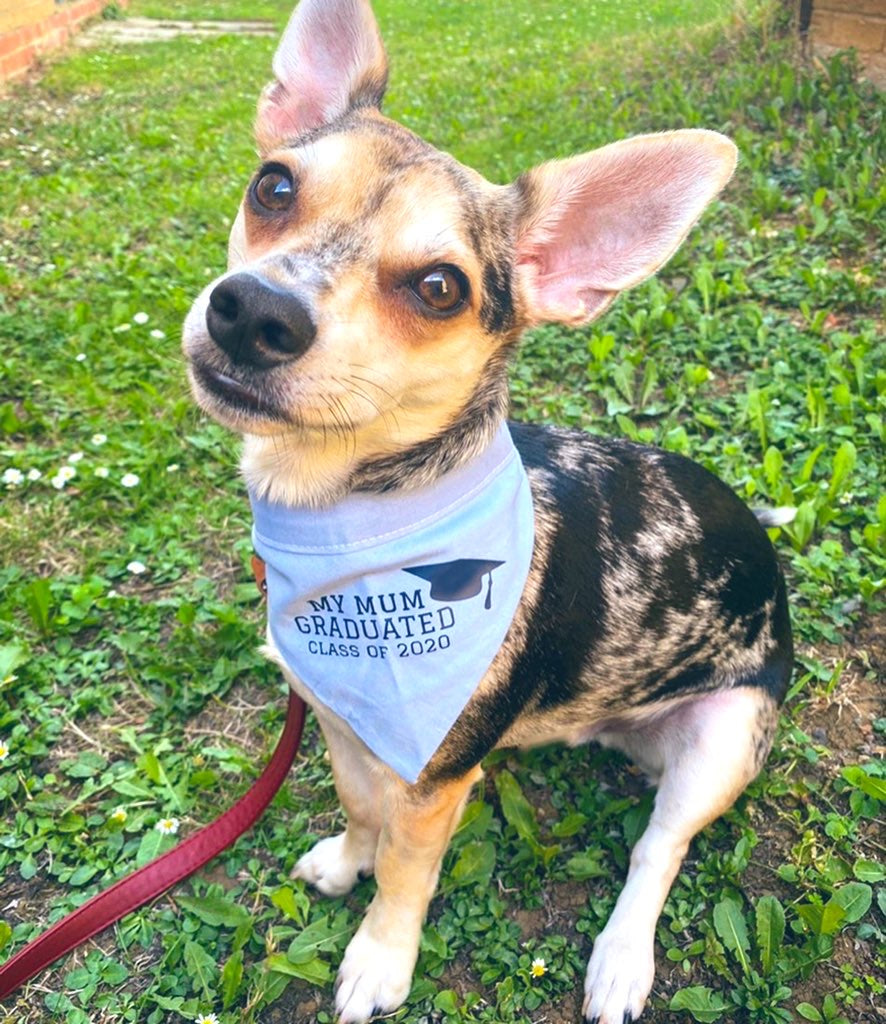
(255, 0, 388, 154)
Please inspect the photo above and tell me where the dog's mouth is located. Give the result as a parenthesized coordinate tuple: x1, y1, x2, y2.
(191, 362, 288, 422)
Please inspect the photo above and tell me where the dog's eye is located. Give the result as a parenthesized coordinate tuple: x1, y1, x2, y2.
(412, 266, 468, 314)
(252, 169, 295, 212)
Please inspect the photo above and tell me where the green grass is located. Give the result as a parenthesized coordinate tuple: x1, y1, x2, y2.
(1, 1, 884, 1023)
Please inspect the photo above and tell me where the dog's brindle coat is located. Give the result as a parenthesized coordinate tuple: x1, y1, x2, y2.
(182, 2, 792, 1021)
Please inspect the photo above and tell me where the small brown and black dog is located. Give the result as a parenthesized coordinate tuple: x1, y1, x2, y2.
(182, 1, 793, 1021)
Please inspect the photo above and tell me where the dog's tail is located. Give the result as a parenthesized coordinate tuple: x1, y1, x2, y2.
(753, 506, 797, 528)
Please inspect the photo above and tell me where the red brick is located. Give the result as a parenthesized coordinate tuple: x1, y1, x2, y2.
(1, 44, 37, 79)
(0, 31, 25, 59)
(42, 26, 70, 53)
(0, 0, 129, 83)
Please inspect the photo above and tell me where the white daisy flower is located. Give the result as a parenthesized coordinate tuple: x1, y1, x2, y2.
(150, 329, 166, 340)
(2, 468, 23, 486)
(94, 467, 110, 478)
(155, 817, 179, 835)
(91, 433, 108, 445)
(120, 473, 140, 488)
(67, 452, 84, 464)
(27, 468, 42, 481)
(133, 311, 149, 325)
(126, 560, 147, 575)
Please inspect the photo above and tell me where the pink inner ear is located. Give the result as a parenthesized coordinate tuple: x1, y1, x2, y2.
(256, 0, 387, 150)
(516, 132, 737, 325)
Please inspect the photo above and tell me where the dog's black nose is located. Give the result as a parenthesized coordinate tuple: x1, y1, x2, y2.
(206, 272, 316, 367)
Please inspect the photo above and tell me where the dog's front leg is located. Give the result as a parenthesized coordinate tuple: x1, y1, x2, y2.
(293, 706, 385, 897)
(335, 765, 482, 1024)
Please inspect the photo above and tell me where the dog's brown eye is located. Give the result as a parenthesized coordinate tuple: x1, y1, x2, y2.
(412, 266, 468, 314)
(252, 170, 295, 212)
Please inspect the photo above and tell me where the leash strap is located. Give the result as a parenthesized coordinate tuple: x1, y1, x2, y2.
(0, 557, 304, 1002)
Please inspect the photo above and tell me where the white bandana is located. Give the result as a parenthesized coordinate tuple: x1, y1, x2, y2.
(250, 424, 535, 783)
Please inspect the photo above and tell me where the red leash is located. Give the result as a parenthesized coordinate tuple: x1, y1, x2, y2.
(0, 557, 305, 1003)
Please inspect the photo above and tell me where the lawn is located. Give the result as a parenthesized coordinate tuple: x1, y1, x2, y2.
(0, 1, 883, 1023)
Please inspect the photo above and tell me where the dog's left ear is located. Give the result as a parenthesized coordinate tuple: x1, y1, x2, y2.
(513, 130, 737, 326)
(255, 0, 388, 154)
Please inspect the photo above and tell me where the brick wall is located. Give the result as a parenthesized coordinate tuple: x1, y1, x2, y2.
(0, 0, 127, 84)
(810, 0, 886, 84)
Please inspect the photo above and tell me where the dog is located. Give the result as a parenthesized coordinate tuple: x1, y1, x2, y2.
(181, 1, 793, 1021)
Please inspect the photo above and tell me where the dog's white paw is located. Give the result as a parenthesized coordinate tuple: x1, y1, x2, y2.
(291, 833, 372, 897)
(582, 927, 654, 1023)
(334, 924, 416, 1023)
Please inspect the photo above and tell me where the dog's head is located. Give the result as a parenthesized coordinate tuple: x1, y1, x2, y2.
(182, 0, 736, 503)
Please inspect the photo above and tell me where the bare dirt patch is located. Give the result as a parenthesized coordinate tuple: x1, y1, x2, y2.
(77, 17, 277, 46)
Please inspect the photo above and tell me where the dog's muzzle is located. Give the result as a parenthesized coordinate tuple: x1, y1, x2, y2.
(206, 271, 316, 369)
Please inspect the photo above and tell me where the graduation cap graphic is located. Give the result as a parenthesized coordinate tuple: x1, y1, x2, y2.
(403, 559, 505, 609)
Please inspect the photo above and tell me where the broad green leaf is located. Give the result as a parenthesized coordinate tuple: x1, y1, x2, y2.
(64, 968, 92, 989)
(183, 939, 218, 1000)
(137, 750, 163, 785)
(221, 949, 244, 1009)
(755, 895, 785, 974)
(669, 985, 735, 1022)
(287, 911, 352, 964)
(827, 440, 856, 498)
(0, 921, 11, 953)
(795, 1003, 823, 1021)
(786, 500, 816, 550)
(0, 643, 28, 680)
(712, 897, 750, 973)
(831, 882, 872, 924)
(622, 800, 652, 847)
(495, 769, 539, 844)
(551, 812, 587, 838)
(842, 765, 886, 802)
(135, 828, 174, 868)
(266, 952, 332, 985)
(102, 960, 129, 985)
(450, 840, 496, 888)
(25, 579, 53, 636)
(798, 443, 826, 483)
(176, 894, 251, 928)
(853, 858, 885, 883)
(271, 885, 310, 925)
(763, 446, 783, 492)
(421, 926, 448, 959)
(818, 899, 847, 936)
(150, 996, 185, 1012)
(565, 851, 608, 880)
(434, 990, 460, 1014)
(111, 779, 153, 798)
(68, 864, 99, 887)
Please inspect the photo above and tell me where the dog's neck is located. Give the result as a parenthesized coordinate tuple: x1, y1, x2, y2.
(240, 362, 510, 508)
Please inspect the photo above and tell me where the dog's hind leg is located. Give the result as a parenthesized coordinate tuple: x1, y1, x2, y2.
(292, 706, 386, 897)
(335, 765, 482, 1024)
(583, 686, 778, 1024)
